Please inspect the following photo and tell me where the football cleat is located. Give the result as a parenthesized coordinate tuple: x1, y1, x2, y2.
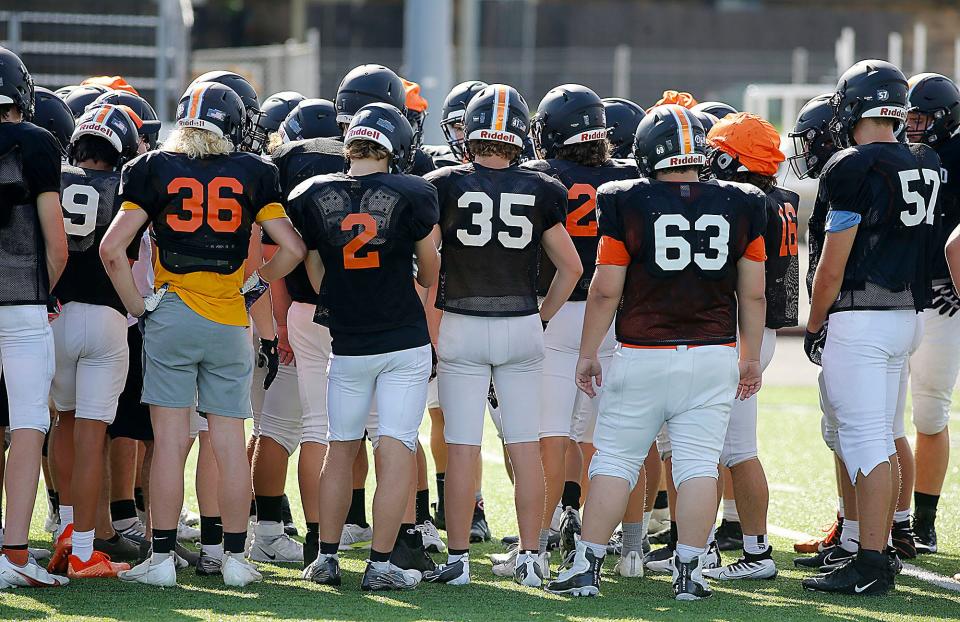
(794, 544, 855, 571)
(302, 553, 342, 586)
(705, 540, 722, 569)
(491, 544, 517, 577)
(545, 542, 602, 597)
(802, 551, 891, 595)
(891, 520, 917, 559)
(361, 561, 421, 591)
(390, 535, 437, 573)
(339, 524, 373, 550)
(118, 553, 177, 587)
(606, 529, 622, 556)
(116, 520, 148, 546)
(703, 548, 777, 581)
(615, 550, 644, 578)
(644, 545, 676, 573)
(672, 554, 712, 601)
(794, 517, 842, 554)
(559, 507, 582, 560)
(177, 521, 201, 542)
(913, 509, 938, 554)
(67, 552, 130, 579)
(649, 507, 671, 537)
(250, 522, 304, 563)
(715, 519, 744, 551)
(0, 555, 69, 588)
(29, 548, 51, 563)
(430, 502, 446, 531)
(195, 550, 223, 577)
(514, 552, 544, 588)
(93, 535, 140, 562)
(222, 553, 262, 587)
(423, 555, 470, 585)
(418, 521, 446, 553)
(470, 510, 492, 543)
(48, 524, 73, 574)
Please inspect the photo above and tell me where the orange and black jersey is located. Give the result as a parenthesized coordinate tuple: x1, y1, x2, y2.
(292, 171, 439, 356)
(762, 186, 800, 329)
(522, 157, 639, 301)
(597, 177, 768, 347)
(426, 162, 567, 317)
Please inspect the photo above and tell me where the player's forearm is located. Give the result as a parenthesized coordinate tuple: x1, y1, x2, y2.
(260, 243, 305, 284)
(101, 245, 145, 316)
(46, 247, 68, 291)
(579, 288, 618, 359)
(737, 292, 766, 362)
(947, 224, 960, 291)
(808, 268, 843, 332)
(540, 266, 581, 322)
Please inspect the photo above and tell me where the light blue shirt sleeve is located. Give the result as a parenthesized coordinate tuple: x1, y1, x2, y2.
(825, 210, 862, 233)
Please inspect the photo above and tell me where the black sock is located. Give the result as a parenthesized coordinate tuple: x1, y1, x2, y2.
(110, 499, 138, 522)
(320, 541, 339, 556)
(346, 489, 368, 528)
(561, 481, 582, 510)
(449, 547, 469, 556)
(914, 491, 940, 513)
(281, 494, 294, 523)
(416, 489, 431, 525)
(654, 490, 668, 510)
(398, 523, 419, 546)
(48, 489, 60, 514)
(200, 515, 223, 546)
(134, 487, 144, 513)
(474, 498, 485, 519)
(249, 498, 258, 519)
(669, 521, 678, 547)
(370, 548, 391, 563)
(105, 533, 121, 544)
(152, 528, 177, 555)
(255, 495, 283, 523)
(223, 531, 246, 555)
(436, 473, 445, 505)
(306, 522, 319, 544)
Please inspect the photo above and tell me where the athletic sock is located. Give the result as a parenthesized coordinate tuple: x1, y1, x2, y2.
(320, 541, 339, 556)
(152, 528, 177, 555)
(255, 495, 283, 524)
(561, 481, 582, 510)
(669, 521, 678, 547)
(675, 543, 705, 564)
(654, 490, 668, 510)
(448, 548, 468, 563)
(2, 544, 28, 566)
(201, 543, 224, 559)
(248, 498, 258, 520)
(840, 519, 859, 553)
(722, 499, 740, 523)
(110, 499, 138, 523)
(415, 489, 431, 525)
(837, 496, 845, 519)
(893, 509, 911, 524)
(346, 489, 369, 528)
(200, 515, 223, 546)
(641, 511, 652, 541)
(48, 489, 60, 514)
(58, 506, 74, 538)
(622, 522, 644, 556)
(113, 517, 138, 532)
(743, 534, 769, 555)
(133, 487, 145, 513)
(370, 548, 391, 563)
(582, 540, 608, 559)
(223, 531, 246, 555)
(538, 528, 551, 554)
(914, 491, 939, 514)
(435, 473, 445, 504)
(72, 528, 95, 563)
(306, 522, 319, 543)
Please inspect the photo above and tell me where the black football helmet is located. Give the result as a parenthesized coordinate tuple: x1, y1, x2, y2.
(280, 98, 339, 142)
(830, 59, 908, 148)
(176, 81, 246, 148)
(54, 85, 81, 101)
(692, 101, 737, 119)
(33, 87, 75, 152)
(633, 105, 707, 177)
(258, 91, 306, 141)
(92, 90, 161, 149)
(463, 84, 530, 157)
(440, 80, 488, 162)
(344, 102, 415, 173)
(63, 85, 110, 119)
(0, 46, 35, 121)
(906, 73, 960, 147)
(602, 98, 645, 159)
(69, 104, 140, 169)
(787, 94, 835, 180)
(532, 84, 607, 159)
(689, 109, 720, 137)
(335, 65, 406, 125)
(190, 70, 263, 152)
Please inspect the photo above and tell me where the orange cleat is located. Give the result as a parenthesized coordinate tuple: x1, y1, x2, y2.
(794, 516, 842, 553)
(67, 551, 131, 579)
(47, 524, 74, 574)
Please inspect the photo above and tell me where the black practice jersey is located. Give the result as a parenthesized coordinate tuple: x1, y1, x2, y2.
(763, 186, 800, 329)
(522, 158, 639, 300)
(267, 137, 347, 303)
(820, 142, 941, 312)
(0, 121, 62, 305)
(597, 177, 768, 347)
(426, 162, 567, 316)
(292, 171, 439, 356)
(410, 149, 437, 176)
(421, 144, 461, 169)
(806, 187, 828, 300)
(932, 136, 960, 282)
(55, 165, 125, 314)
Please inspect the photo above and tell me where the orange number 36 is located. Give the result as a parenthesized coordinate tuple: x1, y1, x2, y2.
(566, 183, 598, 237)
(779, 202, 798, 257)
(166, 177, 243, 233)
(342, 213, 380, 269)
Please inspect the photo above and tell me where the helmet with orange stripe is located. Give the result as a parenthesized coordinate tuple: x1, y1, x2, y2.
(91, 90, 161, 150)
(69, 103, 140, 169)
(175, 81, 246, 149)
(633, 104, 707, 177)
(462, 83, 530, 161)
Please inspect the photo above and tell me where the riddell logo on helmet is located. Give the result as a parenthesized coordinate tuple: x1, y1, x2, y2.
(667, 155, 704, 167)
(577, 129, 607, 143)
(879, 107, 907, 121)
(347, 127, 384, 141)
(479, 130, 513, 142)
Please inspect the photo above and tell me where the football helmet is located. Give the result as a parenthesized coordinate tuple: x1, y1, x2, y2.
(190, 70, 263, 152)
(258, 91, 307, 141)
(70, 104, 140, 169)
(906, 73, 960, 146)
(0, 46, 35, 120)
(343, 102, 415, 173)
(532, 84, 606, 159)
(280, 98, 339, 142)
(92, 91, 161, 149)
(692, 101, 737, 119)
(63, 85, 110, 119)
(175, 82, 246, 148)
(335, 65, 406, 125)
(706, 112, 784, 179)
(787, 94, 835, 179)
(463, 84, 530, 155)
(440, 80, 488, 162)
(403, 79, 428, 151)
(602, 97, 645, 159)
(54, 85, 81, 101)
(81, 76, 139, 96)
(690, 109, 720, 137)
(33, 87, 75, 151)
(830, 59, 908, 148)
(633, 104, 707, 177)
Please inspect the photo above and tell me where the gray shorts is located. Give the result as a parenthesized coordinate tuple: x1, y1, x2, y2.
(141, 292, 253, 419)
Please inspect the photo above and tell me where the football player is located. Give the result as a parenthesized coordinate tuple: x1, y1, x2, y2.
(422, 84, 581, 587)
(99, 81, 305, 587)
(601, 98, 645, 161)
(0, 46, 70, 589)
(47, 104, 143, 580)
(703, 112, 797, 581)
(521, 84, 638, 577)
(32, 87, 75, 152)
(546, 104, 768, 601)
(257, 91, 307, 153)
(62, 84, 110, 119)
(802, 60, 939, 596)
(91, 90, 162, 151)
(189, 71, 265, 153)
(904, 72, 960, 554)
(296, 103, 440, 591)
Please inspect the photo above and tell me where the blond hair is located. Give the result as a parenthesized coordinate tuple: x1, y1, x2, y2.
(266, 131, 284, 156)
(468, 139, 522, 162)
(162, 127, 234, 159)
(344, 139, 390, 162)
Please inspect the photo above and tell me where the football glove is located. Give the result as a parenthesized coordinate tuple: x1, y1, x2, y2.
(430, 344, 438, 381)
(257, 337, 280, 390)
(930, 282, 960, 317)
(804, 323, 828, 366)
(46, 295, 61, 323)
(241, 271, 270, 311)
(487, 379, 499, 410)
(137, 284, 169, 335)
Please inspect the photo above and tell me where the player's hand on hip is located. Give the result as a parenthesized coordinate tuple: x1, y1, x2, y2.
(736, 359, 762, 401)
(277, 325, 296, 366)
(575, 356, 603, 398)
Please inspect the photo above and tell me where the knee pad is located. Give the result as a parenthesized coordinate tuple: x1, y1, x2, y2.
(587, 451, 641, 490)
(258, 408, 302, 455)
(671, 458, 719, 488)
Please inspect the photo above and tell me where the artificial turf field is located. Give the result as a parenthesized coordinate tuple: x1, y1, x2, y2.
(3, 363, 960, 621)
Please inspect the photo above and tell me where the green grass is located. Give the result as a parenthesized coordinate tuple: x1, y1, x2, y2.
(3, 385, 960, 621)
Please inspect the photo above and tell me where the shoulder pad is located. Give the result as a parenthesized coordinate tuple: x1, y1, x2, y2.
(519, 158, 555, 174)
(598, 177, 644, 197)
(820, 146, 868, 179)
(287, 173, 343, 202)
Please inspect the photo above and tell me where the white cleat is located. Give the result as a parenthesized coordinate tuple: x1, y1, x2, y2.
(702, 553, 777, 581)
(179, 508, 201, 528)
(177, 521, 201, 542)
(538, 552, 551, 581)
(118, 553, 177, 587)
(250, 522, 304, 563)
(0, 555, 69, 588)
(514, 552, 544, 588)
(491, 545, 517, 577)
(339, 524, 373, 551)
(418, 521, 446, 553)
(222, 553, 263, 587)
(615, 550, 644, 578)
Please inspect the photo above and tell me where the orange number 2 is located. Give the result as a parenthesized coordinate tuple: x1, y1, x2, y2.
(342, 213, 380, 269)
(779, 202, 798, 257)
(165, 177, 244, 233)
(565, 183, 598, 237)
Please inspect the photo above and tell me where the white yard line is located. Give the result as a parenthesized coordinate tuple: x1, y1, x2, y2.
(768, 524, 960, 593)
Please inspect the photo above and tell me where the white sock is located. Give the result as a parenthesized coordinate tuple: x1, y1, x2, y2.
(447, 552, 468, 564)
(707, 524, 717, 545)
(72, 528, 95, 563)
(58, 505, 74, 537)
(371, 559, 391, 571)
(201, 543, 223, 559)
(837, 497, 845, 519)
(893, 509, 910, 524)
(641, 511, 652, 541)
(582, 540, 608, 559)
(722, 499, 740, 522)
(840, 519, 859, 553)
(743, 534, 769, 555)
(675, 543, 705, 564)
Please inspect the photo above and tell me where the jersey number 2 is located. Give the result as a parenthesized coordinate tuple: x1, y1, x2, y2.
(166, 177, 243, 233)
(654, 213, 730, 272)
(566, 183, 597, 237)
(342, 213, 380, 269)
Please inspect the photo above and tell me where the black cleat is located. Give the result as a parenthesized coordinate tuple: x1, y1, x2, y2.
(673, 555, 712, 601)
(559, 507, 582, 560)
(715, 519, 744, 551)
(802, 550, 892, 595)
(302, 553, 342, 586)
(470, 501, 492, 543)
(431, 501, 445, 531)
(303, 537, 319, 570)
(913, 509, 938, 554)
(423, 556, 470, 585)
(794, 544, 854, 571)
(281, 494, 298, 537)
(390, 535, 437, 573)
(545, 543, 602, 597)
(891, 520, 916, 559)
